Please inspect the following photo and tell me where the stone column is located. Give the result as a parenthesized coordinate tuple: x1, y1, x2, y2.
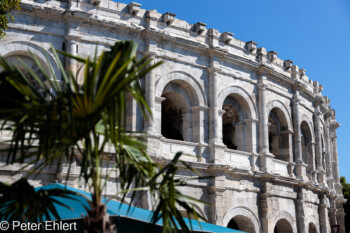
(293, 91, 307, 180)
(296, 187, 306, 233)
(336, 205, 346, 233)
(192, 106, 209, 144)
(324, 117, 334, 188)
(245, 118, 259, 173)
(329, 197, 337, 227)
(244, 118, 258, 154)
(259, 180, 274, 233)
(183, 112, 193, 141)
(126, 93, 137, 131)
(258, 73, 274, 173)
(281, 130, 295, 178)
(208, 176, 225, 226)
(258, 75, 269, 155)
(330, 121, 341, 193)
(318, 194, 330, 233)
(208, 67, 222, 145)
(207, 63, 226, 163)
(310, 142, 317, 183)
(314, 103, 326, 186)
(329, 115, 346, 233)
(145, 96, 165, 158)
(209, 110, 226, 163)
(144, 55, 157, 135)
(153, 96, 165, 135)
(65, 35, 79, 76)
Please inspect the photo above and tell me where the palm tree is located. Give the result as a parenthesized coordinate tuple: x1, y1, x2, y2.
(0, 41, 206, 232)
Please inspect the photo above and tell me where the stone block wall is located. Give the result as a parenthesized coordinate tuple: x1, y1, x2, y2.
(0, 0, 346, 232)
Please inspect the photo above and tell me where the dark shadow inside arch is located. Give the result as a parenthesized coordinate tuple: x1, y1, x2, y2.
(268, 107, 290, 162)
(274, 219, 293, 233)
(160, 80, 198, 142)
(222, 94, 250, 152)
(161, 94, 184, 141)
(0, 71, 24, 113)
(301, 121, 314, 176)
(308, 222, 317, 233)
(227, 215, 256, 233)
(227, 218, 239, 230)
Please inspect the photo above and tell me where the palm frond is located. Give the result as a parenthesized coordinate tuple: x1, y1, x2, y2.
(0, 178, 81, 223)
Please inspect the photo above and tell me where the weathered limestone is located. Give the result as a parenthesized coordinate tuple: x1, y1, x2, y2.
(0, 0, 346, 232)
(293, 90, 308, 180)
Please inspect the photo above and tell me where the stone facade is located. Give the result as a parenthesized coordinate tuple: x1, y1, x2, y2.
(0, 1, 346, 233)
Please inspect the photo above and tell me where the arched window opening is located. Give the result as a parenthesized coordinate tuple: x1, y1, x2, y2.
(227, 216, 256, 233)
(222, 96, 247, 151)
(274, 219, 293, 233)
(0, 55, 47, 114)
(227, 218, 239, 230)
(308, 222, 317, 233)
(268, 108, 290, 161)
(301, 121, 313, 177)
(161, 81, 194, 142)
(161, 94, 184, 141)
(0, 71, 24, 112)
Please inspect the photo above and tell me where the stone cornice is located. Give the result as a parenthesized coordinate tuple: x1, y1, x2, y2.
(15, 0, 328, 102)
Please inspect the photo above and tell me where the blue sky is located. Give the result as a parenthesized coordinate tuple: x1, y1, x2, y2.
(119, 0, 350, 180)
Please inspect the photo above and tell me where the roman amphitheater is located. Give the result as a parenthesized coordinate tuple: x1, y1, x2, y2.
(0, 0, 346, 233)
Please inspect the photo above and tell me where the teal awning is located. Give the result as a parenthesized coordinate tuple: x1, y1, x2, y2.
(36, 184, 245, 233)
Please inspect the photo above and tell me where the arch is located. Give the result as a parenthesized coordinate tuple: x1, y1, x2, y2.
(161, 81, 194, 141)
(218, 86, 258, 120)
(266, 100, 292, 130)
(273, 211, 297, 233)
(155, 71, 207, 106)
(268, 105, 292, 161)
(301, 114, 315, 142)
(301, 120, 314, 176)
(0, 41, 61, 80)
(223, 206, 260, 233)
(306, 216, 319, 233)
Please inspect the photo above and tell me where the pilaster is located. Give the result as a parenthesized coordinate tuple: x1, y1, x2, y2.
(296, 187, 306, 233)
(65, 34, 80, 76)
(126, 93, 137, 131)
(330, 119, 341, 193)
(208, 176, 225, 225)
(144, 53, 158, 135)
(314, 101, 326, 186)
(259, 180, 274, 233)
(319, 194, 330, 233)
(324, 114, 334, 188)
(191, 105, 209, 144)
(310, 142, 317, 183)
(336, 206, 346, 233)
(209, 110, 226, 163)
(293, 90, 308, 180)
(258, 70, 274, 173)
(208, 66, 222, 145)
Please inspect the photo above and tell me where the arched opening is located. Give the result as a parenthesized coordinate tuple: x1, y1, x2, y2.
(227, 215, 256, 233)
(268, 108, 290, 161)
(301, 121, 313, 177)
(0, 54, 46, 113)
(161, 81, 195, 142)
(222, 94, 251, 152)
(308, 222, 317, 233)
(274, 219, 293, 233)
